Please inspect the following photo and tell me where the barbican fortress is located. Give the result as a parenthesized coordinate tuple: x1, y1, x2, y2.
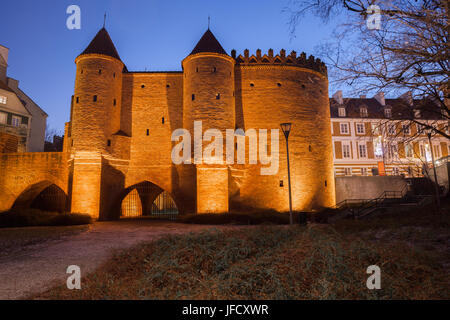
(0, 27, 335, 219)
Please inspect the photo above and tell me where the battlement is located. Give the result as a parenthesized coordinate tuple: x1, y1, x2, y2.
(231, 49, 327, 76)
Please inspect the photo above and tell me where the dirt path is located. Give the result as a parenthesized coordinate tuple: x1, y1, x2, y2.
(0, 220, 231, 299)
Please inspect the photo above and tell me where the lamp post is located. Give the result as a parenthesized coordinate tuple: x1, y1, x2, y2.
(426, 129, 440, 211)
(281, 123, 293, 225)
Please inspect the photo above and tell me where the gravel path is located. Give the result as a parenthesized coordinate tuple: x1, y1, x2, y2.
(0, 220, 230, 299)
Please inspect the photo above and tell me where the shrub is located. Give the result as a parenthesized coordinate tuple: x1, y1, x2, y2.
(0, 208, 92, 228)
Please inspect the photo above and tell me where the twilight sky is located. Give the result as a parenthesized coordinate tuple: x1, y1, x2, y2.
(0, 0, 342, 132)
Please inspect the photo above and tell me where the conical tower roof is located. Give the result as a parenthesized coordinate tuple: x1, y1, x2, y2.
(80, 28, 122, 61)
(190, 29, 227, 55)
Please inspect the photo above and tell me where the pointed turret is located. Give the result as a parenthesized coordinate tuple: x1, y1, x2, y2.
(190, 29, 227, 55)
(79, 27, 122, 61)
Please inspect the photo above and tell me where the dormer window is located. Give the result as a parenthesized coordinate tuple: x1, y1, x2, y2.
(384, 108, 392, 118)
(338, 107, 346, 117)
(414, 109, 421, 118)
(0, 96, 6, 104)
(360, 107, 368, 117)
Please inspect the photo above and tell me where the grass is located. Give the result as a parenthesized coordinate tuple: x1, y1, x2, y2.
(33, 199, 450, 300)
(0, 208, 92, 228)
(179, 211, 309, 225)
(0, 224, 89, 258)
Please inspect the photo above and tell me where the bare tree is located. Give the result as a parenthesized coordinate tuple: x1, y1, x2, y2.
(287, 0, 449, 138)
(45, 123, 61, 143)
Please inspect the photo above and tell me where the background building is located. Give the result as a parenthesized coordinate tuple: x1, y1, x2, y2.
(0, 44, 47, 152)
(330, 90, 449, 177)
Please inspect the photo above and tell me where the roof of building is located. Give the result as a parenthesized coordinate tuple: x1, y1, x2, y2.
(190, 29, 227, 56)
(330, 96, 445, 120)
(80, 28, 122, 61)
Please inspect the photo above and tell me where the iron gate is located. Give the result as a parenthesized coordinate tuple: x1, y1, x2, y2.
(121, 186, 178, 220)
(31, 184, 67, 212)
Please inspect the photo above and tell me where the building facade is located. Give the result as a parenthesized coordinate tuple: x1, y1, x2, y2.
(330, 90, 449, 177)
(0, 44, 47, 152)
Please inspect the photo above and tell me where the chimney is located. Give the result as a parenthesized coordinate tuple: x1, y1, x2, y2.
(0, 45, 8, 83)
(244, 49, 249, 58)
(7, 77, 19, 90)
(256, 49, 261, 58)
(360, 95, 366, 99)
(280, 49, 286, 58)
(373, 92, 385, 106)
(268, 49, 273, 58)
(332, 90, 343, 104)
(231, 49, 236, 59)
(399, 91, 413, 106)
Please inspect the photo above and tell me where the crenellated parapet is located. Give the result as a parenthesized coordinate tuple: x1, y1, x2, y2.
(231, 49, 327, 76)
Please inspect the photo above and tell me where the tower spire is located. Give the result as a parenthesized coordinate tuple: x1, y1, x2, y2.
(103, 12, 106, 28)
(208, 15, 210, 30)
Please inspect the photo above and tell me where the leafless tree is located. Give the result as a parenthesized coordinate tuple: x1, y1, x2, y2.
(286, 0, 449, 138)
(45, 123, 61, 143)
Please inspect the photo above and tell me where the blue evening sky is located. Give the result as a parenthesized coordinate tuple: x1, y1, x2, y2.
(0, 0, 343, 132)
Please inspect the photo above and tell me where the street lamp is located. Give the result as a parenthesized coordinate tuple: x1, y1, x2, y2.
(426, 128, 441, 211)
(280, 123, 293, 225)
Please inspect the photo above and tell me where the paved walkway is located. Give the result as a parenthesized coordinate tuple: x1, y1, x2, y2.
(0, 220, 228, 299)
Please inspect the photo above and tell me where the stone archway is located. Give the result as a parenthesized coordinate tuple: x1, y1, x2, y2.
(112, 181, 180, 220)
(11, 180, 68, 212)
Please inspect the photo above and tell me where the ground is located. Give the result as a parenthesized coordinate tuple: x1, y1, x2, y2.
(1, 202, 449, 300)
(0, 220, 238, 299)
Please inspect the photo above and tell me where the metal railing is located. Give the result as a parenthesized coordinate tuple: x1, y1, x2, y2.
(335, 183, 409, 217)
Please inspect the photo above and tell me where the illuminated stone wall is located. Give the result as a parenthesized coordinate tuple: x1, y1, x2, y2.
(0, 152, 68, 212)
(0, 49, 335, 217)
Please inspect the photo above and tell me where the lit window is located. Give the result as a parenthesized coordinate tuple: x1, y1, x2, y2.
(420, 144, 425, 157)
(216, 93, 220, 100)
(0, 112, 6, 124)
(433, 144, 441, 158)
(406, 143, 413, 157)
(344, 168, 352, 176)
(417, 123, 424, 133)
(342, 143, 351, 158)
(360, 107, 368, 117)
(384, 108, 392, 118)
(388, 144, 398, 159)
(356, 123, 365, 134)
(402, 124, 410, 135)
(12, 116, 20, 127)
(338, 107, 346, 117)
(359, 144, 367, 158)
(388, 124, 396, 135)
(393, 167, 399, 175)
(0, 96, 6, 104)
(371, 122, 379, 135)
(361, 167, 368, 176)
(340, 123, 349, 134)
